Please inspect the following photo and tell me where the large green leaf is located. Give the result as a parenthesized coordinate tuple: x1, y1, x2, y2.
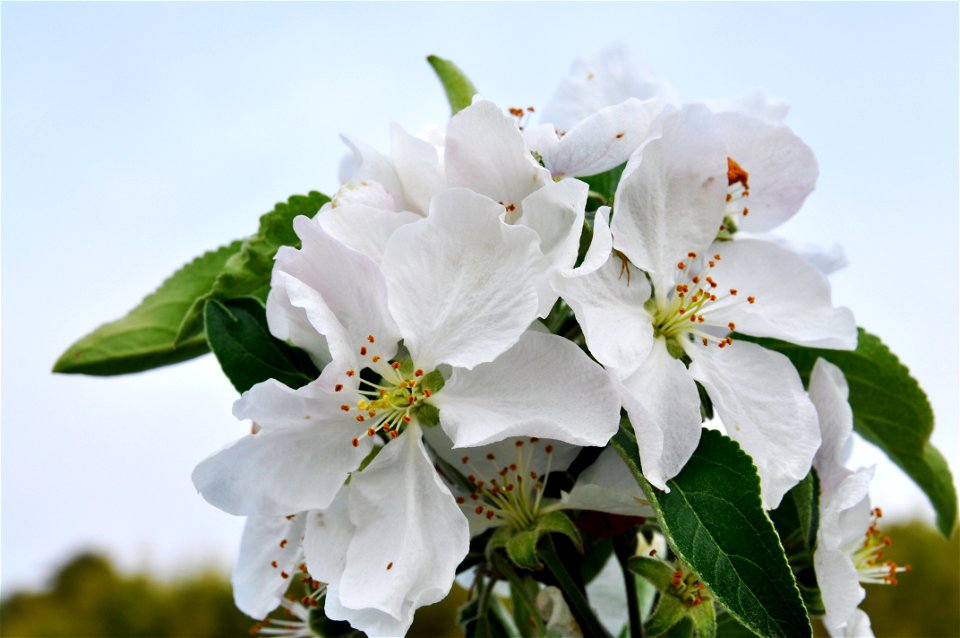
(740, 328, 957, 537)
(427, 55, 478, 115)
(204, 297, 319, 393)
(176, 191, 330, 341)
(53, 240, 243, 375)
(613, 426, 810, 638)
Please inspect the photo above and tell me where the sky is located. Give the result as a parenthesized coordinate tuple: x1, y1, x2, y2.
(2, 2, 958, 593)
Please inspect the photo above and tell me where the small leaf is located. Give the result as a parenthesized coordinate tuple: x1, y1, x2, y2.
(176, 191, 330, 342)
(427, 55, 479, 115)
(537, 511, 583, 553)
(53, 240, 243, 375)
(203, 297, 319, 393)
(628, 556, 676, 591)
(613, 426, 811, 638)
(740, 328, 957, 537)
(420, 369, 446, 393)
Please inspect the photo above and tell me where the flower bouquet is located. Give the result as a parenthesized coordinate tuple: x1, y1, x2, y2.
(55, 49, 956, 638)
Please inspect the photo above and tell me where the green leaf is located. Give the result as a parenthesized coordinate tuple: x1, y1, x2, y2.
(613, 426, 811, 638)
(739, 328, 957, 537)
(769, 471, 819, 554)
(204, 297, 319, 393)
(176, 191, 330, 342)
(581, 162, 626, 207)
(53, 240, 244, 375)
(427, 55, 479, 114)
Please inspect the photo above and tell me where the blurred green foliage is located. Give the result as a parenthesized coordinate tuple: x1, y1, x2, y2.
(1, 520, 955, 637)
(0, 552, 465, 638)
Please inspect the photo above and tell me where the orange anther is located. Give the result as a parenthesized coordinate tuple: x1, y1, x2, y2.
(401, 415, 412, 423)
(334, 384, 344, 392)
(747, 296, 756, 304)
(367, 427, 375, 437)
(714, 254, 721, 260)
(392, 361, 401, 369)
(486, 453, 496, 460)
(677, 262, 686, 269)
(545, 445, 553, 453)
(280, 539, 288, 548)
(688, 252, 697, 259)
(415, 369, 424, 377)
(728, 322, 736, 331)
(475, 505, 484, 515)
(271, 560, 278, 568)
(423, 389, 432, 397)
(355, 415, 365, 422)
(345, 369, 355, 377)
(360, 346, 367, 356)
(461, 456, 470, 464)
(729, 288, 738, 295)
(368, 335, 375, 343)
(372, 355, 381, 363)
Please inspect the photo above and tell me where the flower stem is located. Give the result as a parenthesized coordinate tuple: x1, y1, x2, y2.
(614, 533, 645, 638)
(540, 538, 612, 638)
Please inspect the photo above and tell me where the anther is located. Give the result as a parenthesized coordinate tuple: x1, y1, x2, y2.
(392, 361, 401, 369)
(729, 289, 738, 295)
(340, 405, 350, 411)
(714, 254, 721, 260)
(616, 132, 625, 139)
(367, 427, 375, 437)
(372, 355, 381, 363)
(688, 252, 697, 259)
(475, 506, 484, 515)
(368, 335, 375, 343)
(360, 346, 367, 356)
(355, 415, 365, 422)
(280, 539, 288, 548)
(401, 415, 412, 423)
(345, 370, 355, 377)
(414, 369, 424, 377)
(728, 322, 736, 331)
(747, 296, 756, 304)
(486, 453, 496, 460)
(280, 571, 289, 579)
(387, 562, 393, 570)
(271, 560, 278, 568)
(515, 440, 525, 447)
(462, 456, 470, 464)
(334, 384, 344, 392)
(677, 262, 686, 270)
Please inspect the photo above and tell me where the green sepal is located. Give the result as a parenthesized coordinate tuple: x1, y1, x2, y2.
(647, 595, 689, 636)
(502, 511, 583, 571)
(739, 328, 957, 537)
(612, 425, 811, 638)
(690, 601, 717, 638)
(665, 617, 695, 638)
(175, 191, 330, 343)
(413, 402, 440, 427)
(203, 297, 319, 393)
(628, 556, 676, 591)
(427, 55, 478, 115)
(53, 240, 243, 375)
(356, 443, 384, 474)
(420, 369, 446, 393)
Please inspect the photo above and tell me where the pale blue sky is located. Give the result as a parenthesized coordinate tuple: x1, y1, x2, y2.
(2, 2, 958, 591)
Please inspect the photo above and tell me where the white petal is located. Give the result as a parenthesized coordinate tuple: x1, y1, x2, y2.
(611, 106, 729, 296)
(266, 273, 331, 369)
(382, 188, 543, 370)
(390, 123, 445, 215)
(619, 338, 703, 490)
(841, 609, 874, 638)
(541, 45, 676, 131)
(686, 339, 821, 508)
(547, 98, 663, 178)
(742, 232, 849, 275)
(815, 543, 866, 637)
(703, 238, 857, 349)
(517, 179, 588, 316)
(275, 217, 402, 367)
(337, 426, 469, 629)
(232, 514, 306, 619)
(560, 446, 654, 517)
(552, 255, 653, 376)
(339, 135, 406, 206)
(570, 205, 613, 276)
(324, 587, 416, 638)
(192, 380, 372, 515)
(329, 179, 397, 211)
(700, 90, 790, 123)
(432, 331, 621, 447)
(445, 99, 549, 211)
(715, 112, 818, 233)
(810, 359, 855, 492)
(302, 487, 353, 586)
(318, 204, 420, 264)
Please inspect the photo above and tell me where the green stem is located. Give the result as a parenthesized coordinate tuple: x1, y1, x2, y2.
(540, 538, 612, 638)
(491, 552, 547, 637)
(614, 534, 645, 638)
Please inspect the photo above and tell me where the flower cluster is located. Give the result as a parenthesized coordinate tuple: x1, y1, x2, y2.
(172, 47, 922, 638)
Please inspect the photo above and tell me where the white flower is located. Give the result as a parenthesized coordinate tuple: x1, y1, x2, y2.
(809, 359, 909, 638)
(555, 105, 856, 507)
(193, 188, 621, 635)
